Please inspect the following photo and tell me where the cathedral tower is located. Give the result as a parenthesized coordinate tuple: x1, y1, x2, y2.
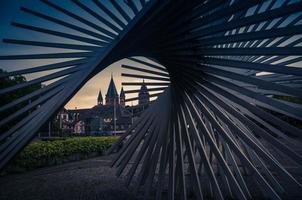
(138, 80, 150, 105)
(97, 90, 103, 105)
(105, 75, 119, 106)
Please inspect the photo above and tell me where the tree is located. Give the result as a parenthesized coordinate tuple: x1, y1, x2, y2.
(0, 69, 42, 133)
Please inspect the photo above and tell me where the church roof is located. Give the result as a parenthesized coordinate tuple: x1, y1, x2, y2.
(120, 87, 125, 97)
(106, 75, 118, 98)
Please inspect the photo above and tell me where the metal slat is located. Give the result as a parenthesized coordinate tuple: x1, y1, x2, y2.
(40, 0, 115, 39)
(92, 0, 126, 29)
(0, 77, 69, 113)
(125, 92, 163, 102)
(201, 65, 302, 98)
(203, 57, 302, 76)
(110, 0, 131, 22)
(127, 0, 140, 15)
(20, 7, 112, 42)
(3, 39, 102, 51)
(202, 80, 302, 137)
(122, 82, 169, 86)
(183, 93, 249, 200)
(122, 64, 169, 77)
(0, 59, 86, 78)
(121, 73, 170, 82)
(71, 0, 121, 34)
(124, 86, 167, 94)
(128, 57, 168, 72)
(0, 52, 94, 60)
(0, 66, 81, 95)
(190, 2, 302, 40)
(11, 22, 105, 46)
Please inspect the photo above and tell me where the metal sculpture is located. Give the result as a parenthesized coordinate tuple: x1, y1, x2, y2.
(1, 0, 302, 199)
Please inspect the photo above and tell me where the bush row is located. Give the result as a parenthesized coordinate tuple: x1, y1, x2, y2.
(5, 136, 118, 172)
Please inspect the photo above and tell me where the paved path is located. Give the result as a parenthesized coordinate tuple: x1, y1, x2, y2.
(1, 152, 301, 200)
(0, 155, 136, 200)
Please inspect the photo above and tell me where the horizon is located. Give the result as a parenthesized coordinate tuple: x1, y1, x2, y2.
(63, 57, 164, 109)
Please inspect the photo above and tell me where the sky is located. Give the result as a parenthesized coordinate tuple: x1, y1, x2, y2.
(1, 0, 300, 109)
(0, 0, 163, 109)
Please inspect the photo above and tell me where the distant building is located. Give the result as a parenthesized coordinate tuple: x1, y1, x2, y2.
(57, 76, 150, 135)
(74, 120, 85, 134)
(138, 80, 150, 106)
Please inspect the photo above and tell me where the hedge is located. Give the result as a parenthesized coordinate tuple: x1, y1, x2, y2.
(4, 136, 118, 173)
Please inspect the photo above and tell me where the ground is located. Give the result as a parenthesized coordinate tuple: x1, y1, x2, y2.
(0, 154, 136, 200)
(1, 150, 302, 200)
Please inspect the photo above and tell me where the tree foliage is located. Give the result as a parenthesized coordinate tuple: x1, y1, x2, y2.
(0, 69, 42, 132)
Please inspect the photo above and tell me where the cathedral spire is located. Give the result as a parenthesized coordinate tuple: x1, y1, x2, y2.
(120, 87, 125, 107)
(105, 75, 119, 105)
(120, 87, 125, 98)
(97, 89, 103, 105)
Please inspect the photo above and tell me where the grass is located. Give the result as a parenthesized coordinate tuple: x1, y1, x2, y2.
(3, 136, 118, 173)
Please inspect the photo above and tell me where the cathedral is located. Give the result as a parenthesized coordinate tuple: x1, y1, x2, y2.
(57, 75, 150, 135)
(97, 74, 126, 107)
(96, 75, 150, 109)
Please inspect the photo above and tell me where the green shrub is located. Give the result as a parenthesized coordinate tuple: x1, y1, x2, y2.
(6, 136, 118, 172)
